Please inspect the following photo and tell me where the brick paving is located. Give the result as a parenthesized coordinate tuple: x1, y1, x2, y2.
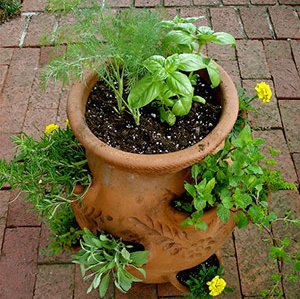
(0, 1, 299, 299)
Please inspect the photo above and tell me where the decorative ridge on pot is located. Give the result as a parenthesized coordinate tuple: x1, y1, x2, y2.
(67, 63, 239, 174)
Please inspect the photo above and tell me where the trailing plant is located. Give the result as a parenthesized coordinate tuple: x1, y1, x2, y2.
(183, 265, 231, 299)
(174, 82, 299, 297)
(73, 228, 149, 298)
(0, 0, 21, 24)
(0, 124, 90, 254)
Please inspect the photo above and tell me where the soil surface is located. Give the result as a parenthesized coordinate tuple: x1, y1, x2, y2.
(85, 77, 221, 154)
(176, 254, 219, 287)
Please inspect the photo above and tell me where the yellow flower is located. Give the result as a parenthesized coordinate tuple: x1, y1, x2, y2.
(65, 119, 71, 128)
(255, 82, 272, 103)
(45, 124, 59, 134)
(207, 275, 227, 297)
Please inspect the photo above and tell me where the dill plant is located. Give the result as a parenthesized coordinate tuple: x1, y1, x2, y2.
(42, 0, 165, 125)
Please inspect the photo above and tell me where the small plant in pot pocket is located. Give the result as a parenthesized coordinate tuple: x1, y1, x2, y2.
(0, 1, 299, 298)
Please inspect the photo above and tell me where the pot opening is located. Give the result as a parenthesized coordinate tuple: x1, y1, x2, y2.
(176, 254, 220, 287)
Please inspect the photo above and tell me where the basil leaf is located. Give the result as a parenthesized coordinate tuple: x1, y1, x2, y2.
(213, 32, 236, 47)
(166, 71, 193, 96)
(178, 54, 207, 72)
(172, 96, 192, 116)
(128, 75, 160, 108)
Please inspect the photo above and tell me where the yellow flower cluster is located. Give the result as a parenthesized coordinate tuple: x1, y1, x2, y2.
(45, 124, 59, 134)
(255, 82, 272, 103)
(207, 275, 226, 297)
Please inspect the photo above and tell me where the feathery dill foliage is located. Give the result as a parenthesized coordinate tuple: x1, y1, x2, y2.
(0, 128, 90, 254)
(41, 0, 164, 124)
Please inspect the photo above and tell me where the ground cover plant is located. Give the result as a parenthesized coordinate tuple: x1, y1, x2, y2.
(0, 0, 21, 24)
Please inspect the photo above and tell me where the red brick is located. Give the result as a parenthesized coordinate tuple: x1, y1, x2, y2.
(7, 190, 41, 227)
(0, 227, 40, 299)
(0, 133, 16, 160)
(292, 153, 300, 183)
(207, 43, 236, 61)
(0, 16, 26, 47)
(240, 7, 272, 39)
(28, 69, 62, 110)
(0, 48, 40, 133)
(0, 48, 14, 65)
(222, 256, 242, 299)
(0, 65, 8, 93)
(264, 41, 300, 98)
(22, 0, 48, 12)
(221, 234, 236, 257)
(39, 45, 66, 66)
(24, 13, 56, 47)
(211, 8, 244, 39)
(164, 0, 191, 6)
(223, 0, 248, 4)
(74, 264, 115, 299)
(218, 60, 242, 89)
(291, 40, 300, 73)
(38, 223, 72, 263)
(115, 283, 157, 299)
(178, 8, 209, 27)
(106, 0, 131, 7)
(157, 283, 182, 297)
(57, 88, 69, 126)
(234, 224, 279, 296)
(279, 0, 300, 4)
(135, 0, 161, 7)
(23, 108, 57, 138)
(237, 40, 270, 79)
(279, 100, 300, 152)
(252, 130, 298, 183)
(34, 264, 75, 299)
(193, 0, 219, 5)
(269, 7, 300, 39)
(242, 79, 281, 129)
(250, 0, 276, 3)
(0, 191, 10, 254)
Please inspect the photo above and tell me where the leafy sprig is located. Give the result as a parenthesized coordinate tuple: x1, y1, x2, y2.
(73, 228, 149, 298)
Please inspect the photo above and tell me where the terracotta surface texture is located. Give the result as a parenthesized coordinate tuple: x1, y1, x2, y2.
(0, 1, 300, 299)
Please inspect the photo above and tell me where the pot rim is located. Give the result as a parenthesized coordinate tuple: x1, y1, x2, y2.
(67, 62, 239, 173)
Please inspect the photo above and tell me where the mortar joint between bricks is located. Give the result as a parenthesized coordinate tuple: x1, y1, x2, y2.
(266, 7, 276, 40)
(19, 16, 32, 48)
(235, 7, 248, 40)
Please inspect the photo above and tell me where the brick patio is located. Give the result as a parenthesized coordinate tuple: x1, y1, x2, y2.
(0, 1, 299, 298)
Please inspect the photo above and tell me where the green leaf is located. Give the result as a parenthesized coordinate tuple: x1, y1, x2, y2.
(159, 108, 176, 126)
(144, 56, 168, 80)
(194, 221, 208, 230)
(233, 211, 248, 228)
(294, 260, 300, 272)
(205, 178, 216, 193)
(167, 71, 193, 96)
(185, 183, 196, 198)
(121, 248, 131, 260)
(193, 95, 206, 104)
(194, 197, 206, 211)
(128, 75, 160, 108)
(177, 54, 207, 72)
(163, 30, 195, 48)
(206, 60, 220, 88)
(213, 32, 236, 47)
(99, 272, 110, 298)
(217, 204, 230, 222)
(165, 54, 180, 73)
(130, 251, 149, 266)
(172, 96, 193, 116)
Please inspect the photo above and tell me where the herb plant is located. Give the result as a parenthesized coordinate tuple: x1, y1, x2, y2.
(184, 265, 231, 299)
(73, 228, 149, 298)
(0, 124, 90, 254)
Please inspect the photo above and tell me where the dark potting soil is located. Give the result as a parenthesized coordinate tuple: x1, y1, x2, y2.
(85, 77, 221, 154)
(176, 254, 220, 287)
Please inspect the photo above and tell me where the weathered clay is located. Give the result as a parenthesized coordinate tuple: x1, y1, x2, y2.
(67, 63, 239, 288)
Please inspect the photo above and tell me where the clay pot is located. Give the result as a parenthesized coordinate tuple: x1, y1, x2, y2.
(67, 63, 239, 289)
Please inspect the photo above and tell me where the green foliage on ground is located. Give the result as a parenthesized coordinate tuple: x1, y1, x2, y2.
(0, 0, 21, 23)
(0, 126, 90, 254)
